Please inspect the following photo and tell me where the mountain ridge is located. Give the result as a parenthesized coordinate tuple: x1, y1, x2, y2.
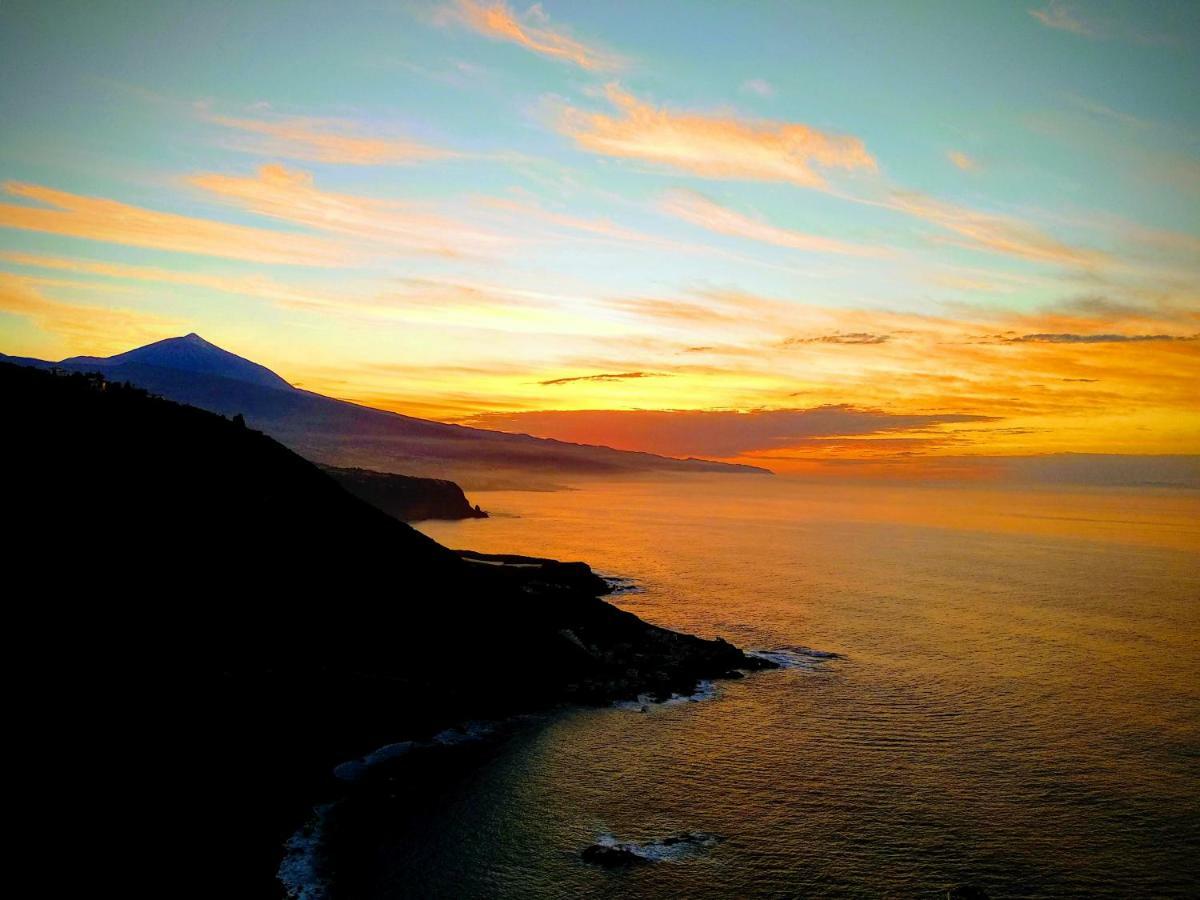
(1, 335, 771, 486)
(59, 332, 294, 391)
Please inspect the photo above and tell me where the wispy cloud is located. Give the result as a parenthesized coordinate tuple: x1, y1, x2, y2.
(882, 190, 1105, 268)
(539, 371, 667, 386)
(741, 78, 775, 97)
(1, 251, 350, 312)
(1006, 332, 1197, 344)
(209, 115, 454, 165)
(947, 150, 980, 172)
(189, 164, 510, 258)
(558, 85, 876, 188)
(1061, 93, 1153, 130)
(466, 404, 994, 457)
(437, 1, 622, 71)
(0, 272, 182, 355)
(660, 189, 887, 256)
(784, 332, 891, 345)
(0, 180, 348, 265)
(1029, 2, 1100, 37)
(0, 252, 609, 335)
(1029, 1, 1182, 45)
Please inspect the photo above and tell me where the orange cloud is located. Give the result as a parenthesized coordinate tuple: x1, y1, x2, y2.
(884, 191, 1105, 268)
(540, 371, 668, 386)
(210, 115, 454, 165)
(0, 252, 605, 334)
(0, 272, 182, 355)
(0, 180, 348, 266)
(189, 164, 510, 258)
(558, 85, 876, 188)
(947, 150, 980, 171)
(0, 251, 348, 313)
(661, 189, 887, 256)
(440, 1, 621, 71)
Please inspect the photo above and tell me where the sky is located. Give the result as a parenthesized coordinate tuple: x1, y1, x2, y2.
(1, 0, 1197, 473)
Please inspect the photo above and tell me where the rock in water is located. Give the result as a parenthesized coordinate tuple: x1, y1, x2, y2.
(581, 844, 652, 867)
(581, 831, 723, 867)
(947, 885, 990, 900)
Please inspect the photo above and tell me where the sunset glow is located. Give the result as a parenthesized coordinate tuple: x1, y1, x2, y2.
(2, 1, 1197, 473)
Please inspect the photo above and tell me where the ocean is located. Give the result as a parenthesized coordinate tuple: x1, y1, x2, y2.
(374, 476, 1200, 898)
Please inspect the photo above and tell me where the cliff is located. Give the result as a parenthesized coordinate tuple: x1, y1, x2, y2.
(1, 361, 770, 898)
(319, 464, 487, 522)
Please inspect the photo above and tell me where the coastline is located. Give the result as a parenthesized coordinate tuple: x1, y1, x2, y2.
(274, 559, 777, 898)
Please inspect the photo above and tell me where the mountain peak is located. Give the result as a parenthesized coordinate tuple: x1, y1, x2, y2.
(60, 333, 293, 391)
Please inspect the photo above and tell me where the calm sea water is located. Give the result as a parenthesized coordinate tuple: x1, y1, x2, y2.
(397, 477, 1200, 898)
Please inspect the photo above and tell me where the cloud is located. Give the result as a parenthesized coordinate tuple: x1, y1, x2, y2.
(608, 288, 793, 332)
(189, 164, 509, 258)
(0, 272, 183, 355)
(539, 371, 668, 386)
(784, 332, 891, 345)
(1007, 332, 1198, 343)
(947, 150, 980, 172)
(209, 115, 454, 165)
(660, 190, 887, 256)
(557, 85, 876, 188)
(0, 251, 355, 313)
(1062, 93, 1153, 130)
(481, 194, 669, 245)
(438, 1, 621, 71)
(1028, 2, 1182, 45)
(465, 404, 994, 457)
(883, 190, 1105, 268)
(741, 78, 774, 97)
(0, 253, 607, 335)
(1029, 2, 1100, 37)
(0, 180, 348, 266)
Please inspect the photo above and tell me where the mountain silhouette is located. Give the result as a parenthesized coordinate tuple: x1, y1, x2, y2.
(2, 334, 770, 487)
(2, 360, 767, 897)
(60, 331, 293, 390)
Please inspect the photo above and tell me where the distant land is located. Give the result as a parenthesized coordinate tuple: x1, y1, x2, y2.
(2, 360, 771, 897)
(0, 333, 771, 489)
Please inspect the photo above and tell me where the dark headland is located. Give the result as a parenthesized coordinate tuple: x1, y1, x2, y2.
(320, 464, 489, 522)
(2, 361, 772, 898)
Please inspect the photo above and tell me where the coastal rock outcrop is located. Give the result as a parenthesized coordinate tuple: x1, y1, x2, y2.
(581, 832, 724, 867)
(320, 463, 488, 521)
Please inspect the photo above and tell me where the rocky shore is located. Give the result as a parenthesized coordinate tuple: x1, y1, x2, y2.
(288, 552, 774, 898)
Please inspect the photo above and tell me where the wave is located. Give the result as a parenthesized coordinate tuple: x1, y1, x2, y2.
(602, 574, 642, 595)
(748, 645, 843, 670)
(333, 721, 497, 783)
(278, 803, 333, 900)
(584, 830, 724, 864)
(614, 679, 717, 712)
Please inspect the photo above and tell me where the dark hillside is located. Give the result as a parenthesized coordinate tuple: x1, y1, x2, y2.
(2, 362, 767, 897)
